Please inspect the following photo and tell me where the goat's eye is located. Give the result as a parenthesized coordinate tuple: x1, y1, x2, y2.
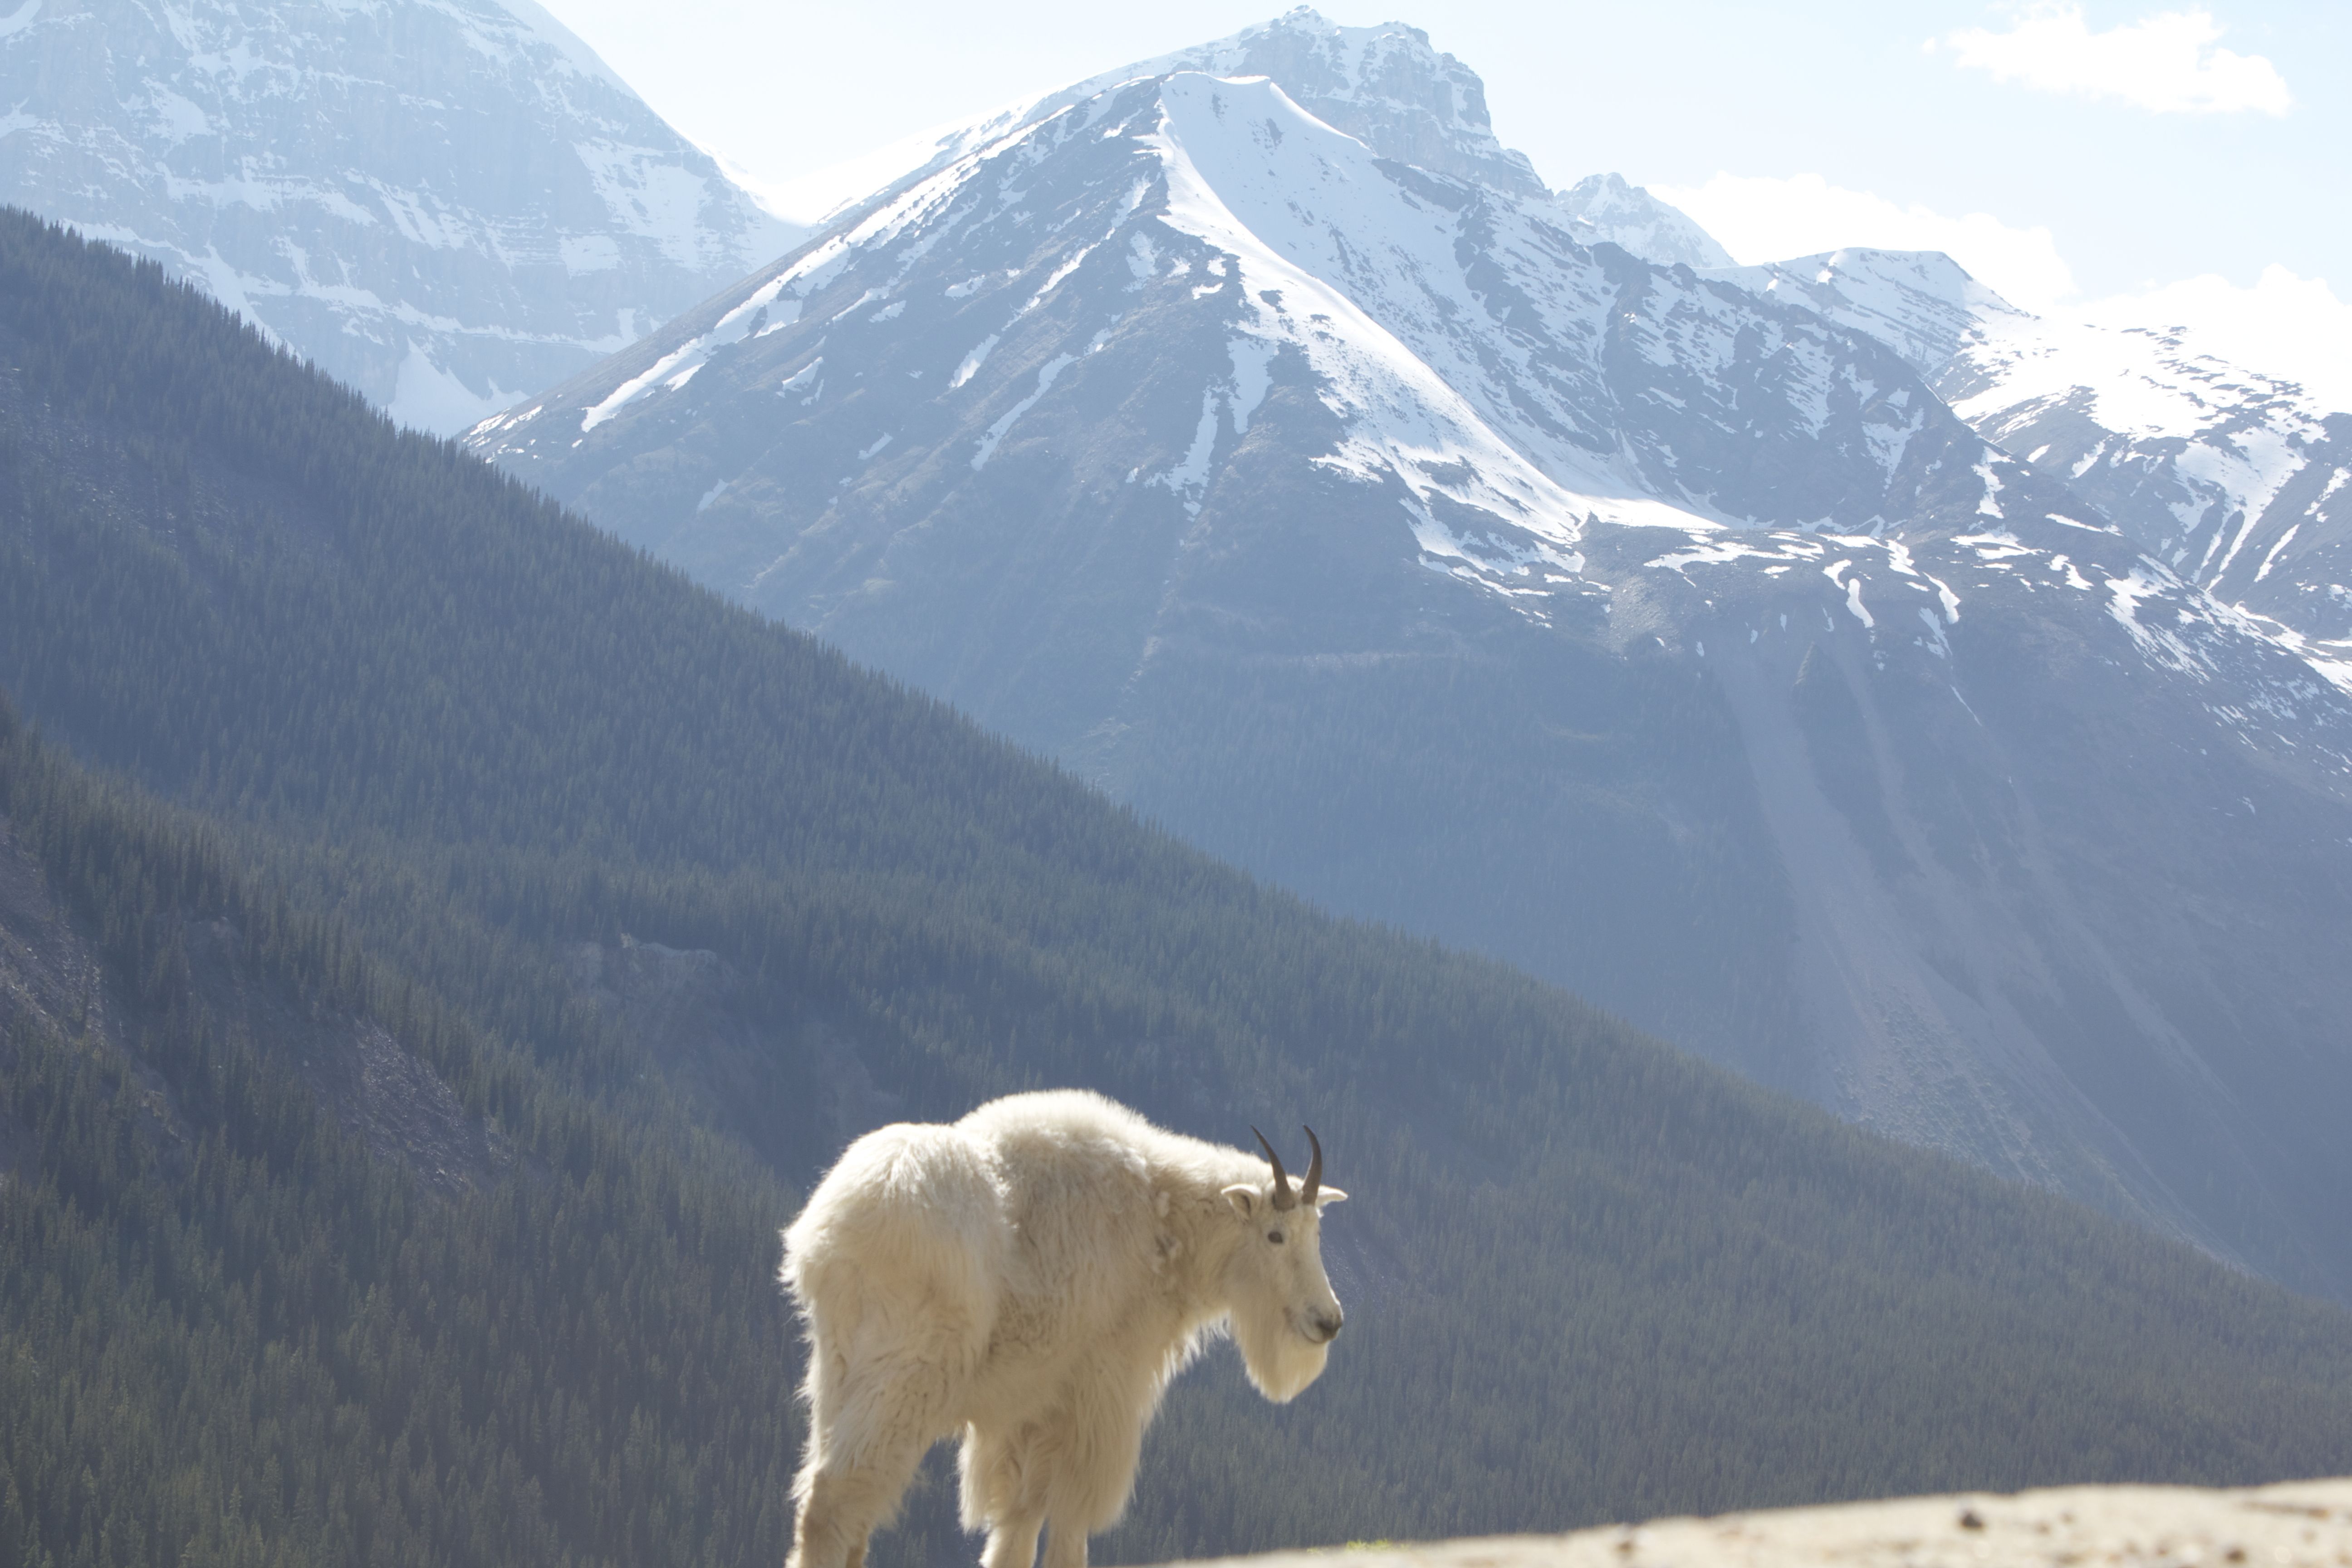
(1267, 1229, 1285, 1244)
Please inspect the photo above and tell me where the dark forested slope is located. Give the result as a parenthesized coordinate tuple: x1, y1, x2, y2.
(0, 705, 802, 1568)
(5, 209, 2352, 1568)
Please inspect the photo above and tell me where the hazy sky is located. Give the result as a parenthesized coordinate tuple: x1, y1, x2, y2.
(533, 0, 2349, 389)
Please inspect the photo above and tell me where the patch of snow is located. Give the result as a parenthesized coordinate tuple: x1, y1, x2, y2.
(2254, 524, 2300, 583)
(777, 357, 823, 400)
(1229, 334, 1277, 433)
(1127, 230, 1161, 283)
(2105, 567, 2209, 676)
(971, 352, 1077, 469)
(583, 268, 806, 431)
(953, 334, 1000, 389)
(1151, 387, 1222, 514)
(1974, 455, 2004, 518)
(1927, 574, 1963, 623)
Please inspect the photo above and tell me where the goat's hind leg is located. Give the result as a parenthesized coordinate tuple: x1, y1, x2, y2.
(788, 1342, 865, 1568)
(791, 1399, 946, 1568)
(794, 1461, 913, 1568)
(790, 1328, 963, 1568)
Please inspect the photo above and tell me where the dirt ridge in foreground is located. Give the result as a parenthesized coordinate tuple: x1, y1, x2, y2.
(1172, 1478, 2352, 1568)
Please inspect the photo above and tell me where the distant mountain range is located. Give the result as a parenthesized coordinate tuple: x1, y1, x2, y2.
(0, 0, 798, 431)
(468, 10, 2352, 1302)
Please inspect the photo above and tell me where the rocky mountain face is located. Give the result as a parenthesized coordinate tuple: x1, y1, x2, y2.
(469, 16, 2352, 1301)
(0, 0, 798, 432)
(1717, 249, 2352, 652)
(1101, 5, 1548, 198)
(1949, 313, 2352, 646)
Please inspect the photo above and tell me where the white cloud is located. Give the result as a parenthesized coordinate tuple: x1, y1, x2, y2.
(1651, 172, 2078, 313)
(1934, 5, 2292, 116)
(2074, 266, 2352, 410)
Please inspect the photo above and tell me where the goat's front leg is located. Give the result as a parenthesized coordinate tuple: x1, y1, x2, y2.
(980, 1513, 1044, 1568)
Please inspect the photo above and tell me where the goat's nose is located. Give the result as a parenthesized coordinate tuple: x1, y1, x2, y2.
(1313, 1309, 1343, 1343)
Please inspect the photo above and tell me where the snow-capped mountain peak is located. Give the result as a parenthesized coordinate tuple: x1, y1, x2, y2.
(0, 0, 800, 432)
(1118, 8, 1547, 196)
(1553, 173, 1735, 271)
(1148, 74, 1596, 545)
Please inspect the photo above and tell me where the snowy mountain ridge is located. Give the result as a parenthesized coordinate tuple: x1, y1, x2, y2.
(1703, 249, 2032, 382)
(485, 68, 1997, 555)
(0, 0, 799, 431)
(1705, 246, 2352, 652)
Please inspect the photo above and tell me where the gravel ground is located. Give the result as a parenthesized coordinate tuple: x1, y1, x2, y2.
(1172, 1478, 2352, 1568)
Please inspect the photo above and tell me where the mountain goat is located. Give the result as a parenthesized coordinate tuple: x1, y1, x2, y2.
(779, 1089, 1348, 1568)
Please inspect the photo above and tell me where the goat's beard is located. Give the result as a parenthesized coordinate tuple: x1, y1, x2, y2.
(1230, 1301, 1331, 1404)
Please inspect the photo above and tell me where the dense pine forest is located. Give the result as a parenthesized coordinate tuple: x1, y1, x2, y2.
(5, 208, 2352, 1568)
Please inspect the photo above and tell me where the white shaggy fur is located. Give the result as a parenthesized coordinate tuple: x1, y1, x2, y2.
(779, 1089, 1348, 1568)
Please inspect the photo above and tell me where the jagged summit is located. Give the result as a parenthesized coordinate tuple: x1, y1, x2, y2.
(1554, 173, 1735, 270)
(1101, 8, 1549, 197)
(783, 13, 1721, 284)
(793, 8, 1558, 238)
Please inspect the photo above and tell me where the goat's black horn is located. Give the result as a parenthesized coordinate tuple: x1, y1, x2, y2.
(1301, 1125, 1323, 1205)
(1253, 1127, 1296, 1210)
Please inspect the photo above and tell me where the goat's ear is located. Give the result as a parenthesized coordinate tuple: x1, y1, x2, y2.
(1222, 1185, 1259, 1217)
(1313, 1187, 1348, 1208)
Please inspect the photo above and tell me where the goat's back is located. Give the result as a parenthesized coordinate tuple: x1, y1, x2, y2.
(783, 1092, 1214, 1375)
(956, 1093, 1191, 1321)
(782, 1121, 1008, 1338)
